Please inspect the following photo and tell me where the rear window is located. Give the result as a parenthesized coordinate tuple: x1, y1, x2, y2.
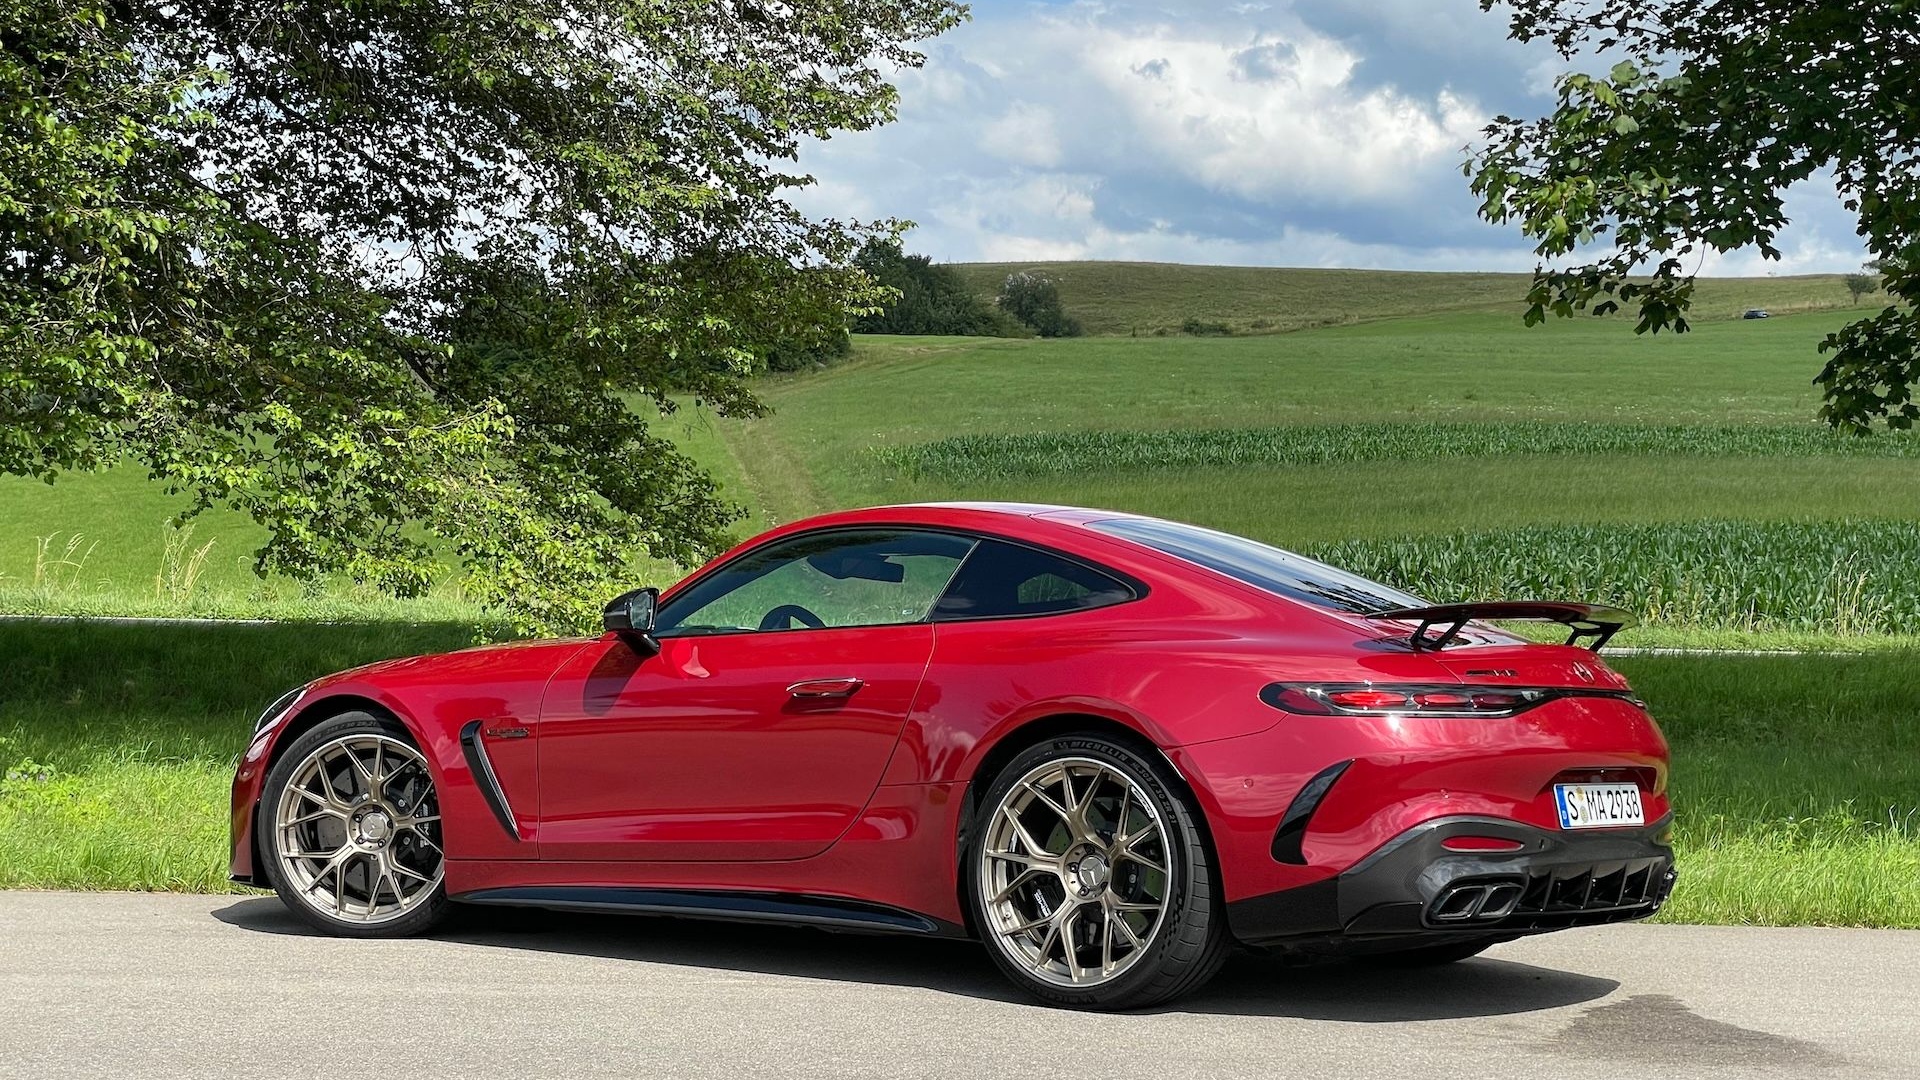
(931, 539, 1136, 620)
(1086, 517, 1424, 615)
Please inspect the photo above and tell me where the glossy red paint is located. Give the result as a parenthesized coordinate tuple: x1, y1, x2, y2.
(231, 502, 1674, 945)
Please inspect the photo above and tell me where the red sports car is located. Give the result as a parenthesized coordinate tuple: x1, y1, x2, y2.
(230, 503, 1674, 1009)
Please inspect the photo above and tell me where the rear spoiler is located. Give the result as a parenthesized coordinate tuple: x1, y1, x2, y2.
(1366, 601, 1636, 652)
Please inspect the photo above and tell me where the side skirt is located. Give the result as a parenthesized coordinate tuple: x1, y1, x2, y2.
(452, 885, 966, 937)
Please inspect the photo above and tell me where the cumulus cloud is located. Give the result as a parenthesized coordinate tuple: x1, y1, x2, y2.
(790, 0, 1869, 272)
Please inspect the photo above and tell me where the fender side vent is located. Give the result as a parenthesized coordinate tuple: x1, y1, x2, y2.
(1271, 759, 1352, 864)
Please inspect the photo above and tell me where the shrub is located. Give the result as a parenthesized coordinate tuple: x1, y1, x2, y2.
(997, 271, 1083, 338)
(763, 329, 853, 373)
(1180, 317, 1232, 336)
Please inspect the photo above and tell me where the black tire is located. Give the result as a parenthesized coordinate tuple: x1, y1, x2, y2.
(1358, 939, 1497, 967)
(259, 711, 452, 938)
(965, 733, 1228, 1010)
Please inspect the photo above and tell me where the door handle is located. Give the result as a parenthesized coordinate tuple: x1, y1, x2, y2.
(787, 677, 864, 699)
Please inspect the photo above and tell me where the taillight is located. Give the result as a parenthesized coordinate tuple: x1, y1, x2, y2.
(1260, 682, 1555, 718)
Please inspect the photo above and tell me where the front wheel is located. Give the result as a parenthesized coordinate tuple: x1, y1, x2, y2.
(259, 711, 451, 937)
(966, 734, 1227, 1009)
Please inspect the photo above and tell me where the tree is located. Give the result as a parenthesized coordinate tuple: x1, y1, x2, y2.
(1845, 269, 1881, 305)
(0, 0, 963, 632)
(1468, 0, 1920, 430)
(997, 271, 1083, 338)
(851, 239, 1023, 336)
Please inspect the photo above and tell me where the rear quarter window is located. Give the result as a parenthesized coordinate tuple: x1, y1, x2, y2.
(1086, 516, 1424, 615)
(931, 539, 1137, 620)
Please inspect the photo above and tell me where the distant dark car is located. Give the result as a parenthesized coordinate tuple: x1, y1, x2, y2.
(1742, 309, 1771, 319)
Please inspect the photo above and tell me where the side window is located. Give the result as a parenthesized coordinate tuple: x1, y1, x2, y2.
(931, 539, 1137, 621)
(657, 529, 975, 635)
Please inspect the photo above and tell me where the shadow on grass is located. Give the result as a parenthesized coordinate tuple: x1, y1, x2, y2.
(212, 896, 1618, 1019)
(0, 619, 484, 762)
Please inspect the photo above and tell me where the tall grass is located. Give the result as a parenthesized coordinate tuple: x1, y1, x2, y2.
(876, 423, 1920, 482)
(1310, 520, 1920, 635)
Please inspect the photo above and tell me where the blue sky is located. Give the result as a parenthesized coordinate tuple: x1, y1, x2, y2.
(794, 0, 1866, 273)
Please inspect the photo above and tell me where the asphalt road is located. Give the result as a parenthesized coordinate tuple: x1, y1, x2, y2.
(1, 892, 1913, 1079)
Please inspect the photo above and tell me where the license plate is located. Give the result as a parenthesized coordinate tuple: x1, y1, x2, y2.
(1553, 783, 1645, 830)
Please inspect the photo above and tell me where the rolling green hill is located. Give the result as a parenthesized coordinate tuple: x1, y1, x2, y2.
(948, 260, 1864, 336)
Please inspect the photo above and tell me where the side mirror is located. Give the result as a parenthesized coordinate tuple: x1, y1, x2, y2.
(602, 587, 661, 654)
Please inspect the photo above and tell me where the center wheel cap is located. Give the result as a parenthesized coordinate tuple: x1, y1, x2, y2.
(1074, 852, 1110, 892)
(357, 809, 393, 844)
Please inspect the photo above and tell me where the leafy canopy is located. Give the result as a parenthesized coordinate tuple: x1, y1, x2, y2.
(0, 0, 962, 632)
(1469, 0, 1920, 431)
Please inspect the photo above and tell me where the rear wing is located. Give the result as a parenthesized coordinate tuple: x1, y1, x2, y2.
(1366, 601, 1636, 652)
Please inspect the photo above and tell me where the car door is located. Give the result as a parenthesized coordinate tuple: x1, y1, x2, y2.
(535, 528, 976, 862)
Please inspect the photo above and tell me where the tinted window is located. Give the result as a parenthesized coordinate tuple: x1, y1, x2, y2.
(931, 539, 1136, 620)
(1087, 517, 1423, 615)
(658, 529, 975, 634)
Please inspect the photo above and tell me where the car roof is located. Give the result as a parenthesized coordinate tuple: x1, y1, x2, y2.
(763, 502, 1140, 534)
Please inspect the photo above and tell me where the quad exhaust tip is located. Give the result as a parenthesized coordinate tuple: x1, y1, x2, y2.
(1429, 880, 1525, 923)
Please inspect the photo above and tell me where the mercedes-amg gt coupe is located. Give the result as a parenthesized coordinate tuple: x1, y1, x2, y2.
(231, 503, 1675, 1009)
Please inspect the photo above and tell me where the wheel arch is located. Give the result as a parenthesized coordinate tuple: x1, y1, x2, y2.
(951, 711, 1221, 938)
(267, 692, 423, 772)
(245, 692, 427, 886)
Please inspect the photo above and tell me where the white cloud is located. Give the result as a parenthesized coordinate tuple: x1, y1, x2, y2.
(978, 102, 1066, 168)
(789, 0, 1870, 273)
(1079, 25, 1483, 203)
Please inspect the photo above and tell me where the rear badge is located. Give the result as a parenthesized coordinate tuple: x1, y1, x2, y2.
(1572, 662, 1596, 683)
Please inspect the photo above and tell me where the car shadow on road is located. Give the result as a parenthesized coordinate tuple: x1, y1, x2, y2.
(212, 897, 1617, 1020)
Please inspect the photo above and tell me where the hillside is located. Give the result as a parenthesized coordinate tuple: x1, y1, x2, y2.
(949, 261, 1862, 337)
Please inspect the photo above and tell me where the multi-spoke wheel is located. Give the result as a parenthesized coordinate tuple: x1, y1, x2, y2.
(260, 712, 451, 937)
(968, 734, 1227, 1009)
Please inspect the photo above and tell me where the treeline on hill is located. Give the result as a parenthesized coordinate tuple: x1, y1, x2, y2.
(766, 241, 1086, 372)
(851, 241, 1082, 339)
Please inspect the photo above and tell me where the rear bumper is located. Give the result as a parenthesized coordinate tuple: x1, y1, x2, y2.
(1226, 813, 1675, 948)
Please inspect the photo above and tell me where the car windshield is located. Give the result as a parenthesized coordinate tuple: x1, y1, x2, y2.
(1087, 516, 1426, 616)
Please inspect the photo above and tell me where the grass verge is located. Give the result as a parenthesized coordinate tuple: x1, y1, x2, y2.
(2, 622, 1915, 928)
(0, 620, 482, 891)
(1617, 653, 1920, 926)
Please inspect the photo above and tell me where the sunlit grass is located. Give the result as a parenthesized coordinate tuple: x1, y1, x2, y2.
(3, 625, 1917, 930)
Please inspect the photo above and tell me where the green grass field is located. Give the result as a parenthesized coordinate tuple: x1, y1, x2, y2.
(948, 261, 1868, 336)
(1, 264, 1914, 929)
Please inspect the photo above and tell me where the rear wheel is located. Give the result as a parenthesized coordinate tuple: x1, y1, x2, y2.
(967, 734, 1227, 1009)
(260, 711, 451, 937)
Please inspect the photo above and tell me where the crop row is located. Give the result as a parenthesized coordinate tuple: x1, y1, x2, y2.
(1305, 519, 1920, 635)
(874, 423, 1920, 481)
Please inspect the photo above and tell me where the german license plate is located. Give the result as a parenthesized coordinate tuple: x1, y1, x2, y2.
(1554, 783, 1645, 829)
